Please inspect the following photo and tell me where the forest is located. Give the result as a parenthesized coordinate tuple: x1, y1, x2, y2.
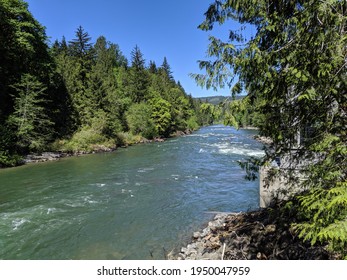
(2, 0, 345, 259)
(0, 0, 215, 167)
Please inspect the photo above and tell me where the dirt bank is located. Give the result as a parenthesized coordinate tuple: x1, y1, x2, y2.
(171, 207, 336, 260)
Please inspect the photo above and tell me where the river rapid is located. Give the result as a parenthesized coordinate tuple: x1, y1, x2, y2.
(0, 125, 264, 259)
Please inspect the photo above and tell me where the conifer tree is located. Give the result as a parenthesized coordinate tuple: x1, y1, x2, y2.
(160, 57, 174, 81)
(149, 60, 157, 74)
(68, 26, 93, 61)
(197, 0, 347, 256)
(0, 0, 50, 120)
(128, 45, 149, 102)
(8, 74, 53, 152)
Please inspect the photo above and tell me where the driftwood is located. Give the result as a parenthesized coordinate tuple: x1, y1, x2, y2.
(172, 208, 335, 260)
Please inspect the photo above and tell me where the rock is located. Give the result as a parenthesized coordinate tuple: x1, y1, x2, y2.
(175, 131, 186, 137)
(91, 144, 116, 153)
(24, 152, 64, 163)
(214, 213, 228, 221)
(170, 208, 335, 260)
(201, 227, 210, 238)
(210, 236, 220, 244)
(265, 224, 276, 234)
(154, 137, 165, 142)
(42, 152, 62, 159)
(256, 252, 268, 260)
(253, 135, 273, 145)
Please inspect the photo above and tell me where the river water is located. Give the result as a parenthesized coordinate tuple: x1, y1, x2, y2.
(0, 125, 264, 259)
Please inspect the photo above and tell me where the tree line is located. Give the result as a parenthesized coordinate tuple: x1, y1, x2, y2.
(0, 0, 210, 167)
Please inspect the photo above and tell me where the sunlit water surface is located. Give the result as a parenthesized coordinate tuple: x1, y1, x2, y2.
(0, 125, 264, 259)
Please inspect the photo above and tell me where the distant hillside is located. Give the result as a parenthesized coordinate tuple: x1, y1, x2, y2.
(195, 95, 244, 105)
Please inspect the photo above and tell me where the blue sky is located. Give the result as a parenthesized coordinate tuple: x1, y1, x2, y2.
(25, 0, 237, 97)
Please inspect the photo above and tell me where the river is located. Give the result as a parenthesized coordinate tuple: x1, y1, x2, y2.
(0, 125, 264, 259)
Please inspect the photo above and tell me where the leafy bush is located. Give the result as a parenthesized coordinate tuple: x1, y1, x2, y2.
(0, 151, 23, 167)
(126, 103, 157, 139)
(115, 132, 145, 146)
(186, 116, 200, 131)
(51, 114, 116, 153)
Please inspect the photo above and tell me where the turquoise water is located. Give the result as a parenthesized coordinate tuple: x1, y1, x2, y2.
(0, 125, 264, 259)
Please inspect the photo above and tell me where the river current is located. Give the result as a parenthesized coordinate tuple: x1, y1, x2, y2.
(0, 125, 264, 259)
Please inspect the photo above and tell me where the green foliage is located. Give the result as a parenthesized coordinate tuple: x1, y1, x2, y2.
(222, 96, 264, 128)
(150, 97, 172, 137)
(0, 150, 22, 168)
(238, 157, 261, 181)
(0, 1, 203, 166)
(8, 74, 53, 152)
(0, 120, 23, 166)
(0, 0, 51, 137)
(128, 45, 149, 103)
(293, 182, 347, 256)
(126, 103, 157, 139)
(53, 113, 116, 153)
(160, 57, 174, 82)
(115, 132, 145, 146)
(198, 0, 347, 257)
(186, 115, 199, 131)
(199, 102, 222, 125)
(68, 25, 94, 62)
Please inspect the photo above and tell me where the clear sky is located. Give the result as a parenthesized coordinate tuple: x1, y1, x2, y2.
(25, 0, 236, 98)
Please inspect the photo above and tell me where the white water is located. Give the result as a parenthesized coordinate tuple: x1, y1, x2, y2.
(0, 125, 264, 259)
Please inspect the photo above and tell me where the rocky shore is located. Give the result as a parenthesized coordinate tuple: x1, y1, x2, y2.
(21, 129, 193, 165)
(253, 135, 273, 145)
(22, 146, 117, 164)
(171, 207, 336, 260)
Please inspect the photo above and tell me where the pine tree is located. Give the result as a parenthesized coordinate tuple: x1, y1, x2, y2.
(86, 36, 125, 133)
(149, 60, 157, 74)
(8, 74, 53, 152)
(128, 45, 149, 102)
(160, 57, 174, 81)
(0, 0, 50, 120)
(69, 25, 93, 60)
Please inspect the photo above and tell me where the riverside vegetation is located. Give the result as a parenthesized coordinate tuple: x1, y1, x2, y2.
(1, 0, 346, 260)
(191, 0, 347, 259)
(0, 0, 215, 168)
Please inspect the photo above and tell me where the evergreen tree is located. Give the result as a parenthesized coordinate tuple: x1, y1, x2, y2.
(68, 26, 94, 92)
(87, 36, 126, 134)
(8, 74, 53, 152)
(157, 57, 175, 93)
(149, 60, 157, 74)
(0, 1, 202, 161)
(68, 25, 93, 61)
(197, 0, 347, 256)
(0, 0, 50, 120)
(54, 46, 86, 127)
(160, 57, 174, 81)
(0, 0, 54, 162)
(128, 45, 149, 102)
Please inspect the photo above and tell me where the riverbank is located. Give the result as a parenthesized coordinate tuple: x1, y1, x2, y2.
(0, 125, 266, 259)
(13, 129, 194, 166)
(170, 204, 338, 260)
